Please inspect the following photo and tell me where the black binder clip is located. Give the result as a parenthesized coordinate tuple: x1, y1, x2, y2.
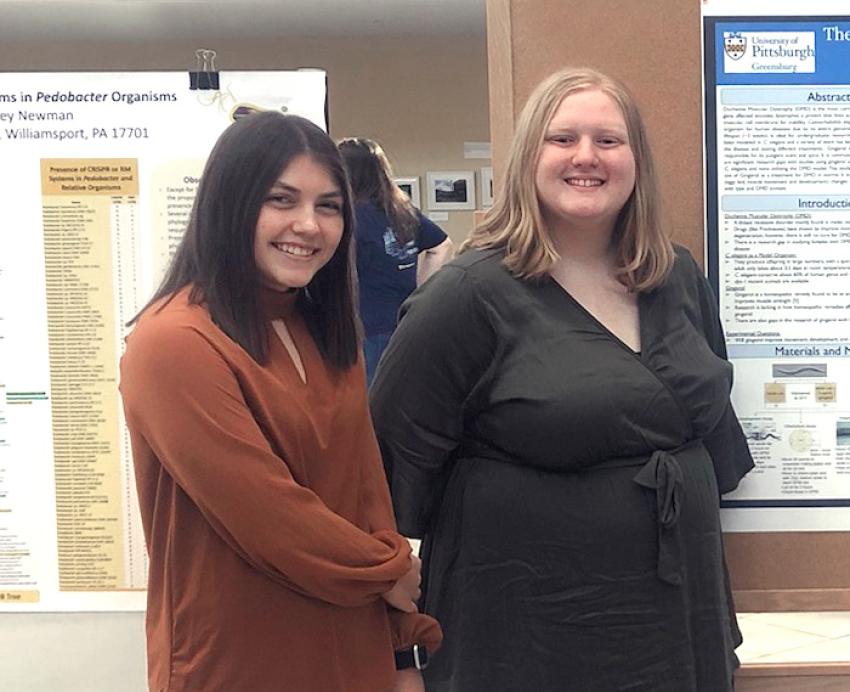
(189, 49, 220, 90)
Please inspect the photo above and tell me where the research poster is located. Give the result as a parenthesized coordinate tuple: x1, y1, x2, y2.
(703, 4, 850, 531)
(0, 70, 327, 611)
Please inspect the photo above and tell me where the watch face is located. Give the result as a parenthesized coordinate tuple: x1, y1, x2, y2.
(413, 644, 429, 670)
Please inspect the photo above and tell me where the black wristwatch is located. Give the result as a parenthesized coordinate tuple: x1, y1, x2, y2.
(394, 643, 429, 670)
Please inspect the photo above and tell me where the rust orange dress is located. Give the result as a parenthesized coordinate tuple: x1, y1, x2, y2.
(120, 286, 440, 692)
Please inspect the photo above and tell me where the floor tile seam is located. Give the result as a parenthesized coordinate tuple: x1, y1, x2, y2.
(748, 612, 850, 622)
(752, 623, 850, 639)
(748, 638, 847, 663)
(740, 620, 830, 637)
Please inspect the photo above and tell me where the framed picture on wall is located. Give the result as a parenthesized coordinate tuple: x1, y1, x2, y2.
(480, 166, 494, 207)
(425, 170, 476, 211)
(394, 176, 421, 208)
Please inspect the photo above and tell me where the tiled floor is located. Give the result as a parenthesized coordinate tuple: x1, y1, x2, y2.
(737, 612, 850, 663)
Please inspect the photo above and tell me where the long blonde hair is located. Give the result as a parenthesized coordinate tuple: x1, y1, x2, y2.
(462, 67, 673, 291)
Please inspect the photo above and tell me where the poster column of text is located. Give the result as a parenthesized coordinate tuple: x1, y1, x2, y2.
(0, 242, 40, 604)
(709, 20, 850, 519)
(41, 159, 145, 590)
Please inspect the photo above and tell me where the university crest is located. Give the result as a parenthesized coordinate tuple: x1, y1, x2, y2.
(724, 32, 746, 60)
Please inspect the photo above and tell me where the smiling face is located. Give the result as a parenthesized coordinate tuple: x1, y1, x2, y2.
(253, 153, 345, 292)
(534, 88, 636, 240)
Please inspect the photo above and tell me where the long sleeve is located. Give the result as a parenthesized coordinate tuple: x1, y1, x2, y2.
(683, 249, 754, 493)
(120, 317, 412, 608)
(370, 260, 497, 537)
(353, 404, 444, 652)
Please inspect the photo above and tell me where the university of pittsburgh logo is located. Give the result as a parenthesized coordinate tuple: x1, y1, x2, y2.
(724, 32, 747, 60)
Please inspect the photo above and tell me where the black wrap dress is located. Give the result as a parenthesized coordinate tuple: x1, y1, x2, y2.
(370, 246, 754, 692)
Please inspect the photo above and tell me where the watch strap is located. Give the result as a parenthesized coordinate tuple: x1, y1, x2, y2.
(394, 643, 429, 670)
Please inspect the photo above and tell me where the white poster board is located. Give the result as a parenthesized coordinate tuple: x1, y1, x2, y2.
(703, 2, 850, 532)
(0, 70, 327, 611)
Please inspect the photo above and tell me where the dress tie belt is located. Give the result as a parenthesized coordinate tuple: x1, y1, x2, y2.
(457, 438, 694, 587)
(632, 450, 684, 586)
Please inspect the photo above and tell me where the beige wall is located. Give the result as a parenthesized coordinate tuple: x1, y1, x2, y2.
(486, 0, 704, 258)
(0, 36, 490, 243)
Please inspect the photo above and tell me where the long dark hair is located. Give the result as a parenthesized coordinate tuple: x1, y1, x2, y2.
(338, 137, 418, 244)
(130, 112, 360, 368)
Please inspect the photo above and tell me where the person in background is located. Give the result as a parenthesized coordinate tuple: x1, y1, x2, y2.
(338, 137, 453, 384)
(370, 68, 753, 691)
(120, 112, 440, 692)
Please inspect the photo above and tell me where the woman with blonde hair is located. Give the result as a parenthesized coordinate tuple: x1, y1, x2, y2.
(338, 137, 453, 384)
(370, 68, 752, 691)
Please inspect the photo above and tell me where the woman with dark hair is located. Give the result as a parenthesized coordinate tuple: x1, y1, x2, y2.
(338, 137, 453, 384)
(371, 68, 752, 691)
(120, 112, 440, 692)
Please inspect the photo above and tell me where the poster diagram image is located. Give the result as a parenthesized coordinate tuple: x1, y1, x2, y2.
(816, 382, 838, 403)
(837, 421, 850, 447)
(772, 363, 827, 378)
(764, 383, 786, 405)
(788, 428, 815, 454)
(745, 428, 781, 442)
(761, 361, 837, 409)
